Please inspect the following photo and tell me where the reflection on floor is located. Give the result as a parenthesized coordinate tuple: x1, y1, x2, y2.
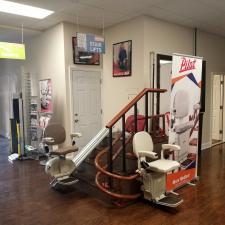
(0, 136, 225, 225)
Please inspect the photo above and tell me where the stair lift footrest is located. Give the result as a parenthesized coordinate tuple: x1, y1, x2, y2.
(155, 195, 183, 207)
(57, 177, 79, 186)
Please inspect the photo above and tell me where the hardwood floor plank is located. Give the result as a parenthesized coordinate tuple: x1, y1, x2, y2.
(0, 137, 224, 225)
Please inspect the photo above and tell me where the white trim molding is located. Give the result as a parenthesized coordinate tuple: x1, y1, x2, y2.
(201, 142, 211, 150)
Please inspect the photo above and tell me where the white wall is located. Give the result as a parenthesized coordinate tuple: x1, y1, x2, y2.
(0, 60, 22, 138)
(102, 17, 145, 125)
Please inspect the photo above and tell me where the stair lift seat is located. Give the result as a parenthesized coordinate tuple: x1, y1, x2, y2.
(133, 131, 180, 173)
(148, 159, 180, 173)
(133, 131, 183, 207)
(44, 123, 81, 188)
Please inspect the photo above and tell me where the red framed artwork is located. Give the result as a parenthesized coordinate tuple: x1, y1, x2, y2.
(113, 40, 132, 77)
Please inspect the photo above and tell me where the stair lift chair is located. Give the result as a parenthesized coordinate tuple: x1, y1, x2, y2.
(133, 131, 183, 207)
(170, 90, 199, 168)
(44, 123, 81, 188)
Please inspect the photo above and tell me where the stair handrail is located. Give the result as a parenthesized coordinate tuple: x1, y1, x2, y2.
(106, 88, 166, 128)
(95, 88, 167, 201)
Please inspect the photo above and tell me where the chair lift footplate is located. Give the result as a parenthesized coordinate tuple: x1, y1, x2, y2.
(154, 195, 183, 207)
(51, 176, 79, 187)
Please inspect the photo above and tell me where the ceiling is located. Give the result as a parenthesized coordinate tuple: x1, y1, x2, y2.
(1, 0, 225, 42)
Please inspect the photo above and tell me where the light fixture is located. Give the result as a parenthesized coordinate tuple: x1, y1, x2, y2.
(0, 0, 54, 19)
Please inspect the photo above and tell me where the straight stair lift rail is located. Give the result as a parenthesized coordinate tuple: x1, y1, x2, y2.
(73, 127, 109, 167)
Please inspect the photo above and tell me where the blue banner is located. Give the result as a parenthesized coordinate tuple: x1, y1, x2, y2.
(77, 32, 105, 54)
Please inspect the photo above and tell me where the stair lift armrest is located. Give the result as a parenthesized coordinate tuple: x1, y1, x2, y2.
(161, 144, 180, 160)
(162, 144, 180, 152)
(42, 137, 55, 143)
(70, 133, 82, 138)
(138, 151, 158, 159)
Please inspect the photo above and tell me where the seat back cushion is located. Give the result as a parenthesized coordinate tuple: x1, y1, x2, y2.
(44, 123, 66, 145)
(133, 131, 153, 157)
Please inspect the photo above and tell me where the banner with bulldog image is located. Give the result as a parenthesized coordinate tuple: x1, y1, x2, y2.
(167, 53, 203, 191)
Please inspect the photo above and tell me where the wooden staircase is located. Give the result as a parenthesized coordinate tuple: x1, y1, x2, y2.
(73, 88, 168, 205)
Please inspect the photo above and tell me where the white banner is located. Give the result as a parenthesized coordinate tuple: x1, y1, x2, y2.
(167, 53, 203, 191)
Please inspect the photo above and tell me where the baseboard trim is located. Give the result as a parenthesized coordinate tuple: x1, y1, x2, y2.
(201, 142, 211, 150)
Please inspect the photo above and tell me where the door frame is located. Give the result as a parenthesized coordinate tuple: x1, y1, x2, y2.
(210, 73, 225, 147)
(68, 66, 103, 135)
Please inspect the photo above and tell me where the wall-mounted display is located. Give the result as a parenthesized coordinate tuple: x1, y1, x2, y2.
(76, 32, 105, 53)
(39, 79, 52, 113)
(113, 40, 132, 77)
(72, 37, 100, 65)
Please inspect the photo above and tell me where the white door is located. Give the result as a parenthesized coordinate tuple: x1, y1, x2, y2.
(72, 70, 102, 148)
(212, 75, 222, 140)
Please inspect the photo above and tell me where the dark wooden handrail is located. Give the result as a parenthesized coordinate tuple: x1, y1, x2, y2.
(106, 88, 166, 128)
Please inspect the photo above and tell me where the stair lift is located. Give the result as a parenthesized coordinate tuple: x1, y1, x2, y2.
(170, 89, 200, 169)
(43, 123, 82, 188)
(45, 126, 109, 190)
(133, 131, 183, 207)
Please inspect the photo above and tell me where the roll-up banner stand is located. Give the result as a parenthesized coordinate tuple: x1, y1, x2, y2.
(167, 53, 203, 191)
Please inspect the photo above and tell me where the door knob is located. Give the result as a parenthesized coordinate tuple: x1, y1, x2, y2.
(74, 119, 79, 123)
(74, 113, 78, 116)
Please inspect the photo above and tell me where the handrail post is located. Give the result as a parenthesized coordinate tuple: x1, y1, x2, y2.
(108, 127, 113, 187)
(134, 103, 137, 132)
(122, 115, 126, 172)
(145, 92, 148, 132)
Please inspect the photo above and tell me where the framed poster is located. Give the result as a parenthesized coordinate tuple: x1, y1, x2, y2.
(113, 40, 132, 77)
(72, 37, 100, 65)
(39, 79, 52, 113)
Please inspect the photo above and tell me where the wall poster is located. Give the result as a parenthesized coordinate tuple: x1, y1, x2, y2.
(39, 79, 52, 113)
(113, 40, 132, 77)
(167, 53, 203, 191)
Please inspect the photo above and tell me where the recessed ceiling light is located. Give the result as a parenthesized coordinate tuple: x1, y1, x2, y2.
(0, 0, 54, 19)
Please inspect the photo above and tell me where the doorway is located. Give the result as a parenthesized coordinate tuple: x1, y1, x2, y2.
(211, 74, 224, 146)
(71, 69, 102, 149)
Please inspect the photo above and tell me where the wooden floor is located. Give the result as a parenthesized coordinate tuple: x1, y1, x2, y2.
(0, 136, 225, 225)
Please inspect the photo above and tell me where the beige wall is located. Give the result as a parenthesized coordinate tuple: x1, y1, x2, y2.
(143, 16, 194, 87)
(63, 22, 102, 141)
(1, 16, 225, 148)
(102, 17, 145, 125)
(25, 23, 66, 136)
(25, 22, 102, 144)
(197, 31, 225, 147)
(102, 15, 225, 148)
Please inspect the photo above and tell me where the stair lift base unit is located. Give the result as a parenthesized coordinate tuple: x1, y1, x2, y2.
(133, 131, 183, 207)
